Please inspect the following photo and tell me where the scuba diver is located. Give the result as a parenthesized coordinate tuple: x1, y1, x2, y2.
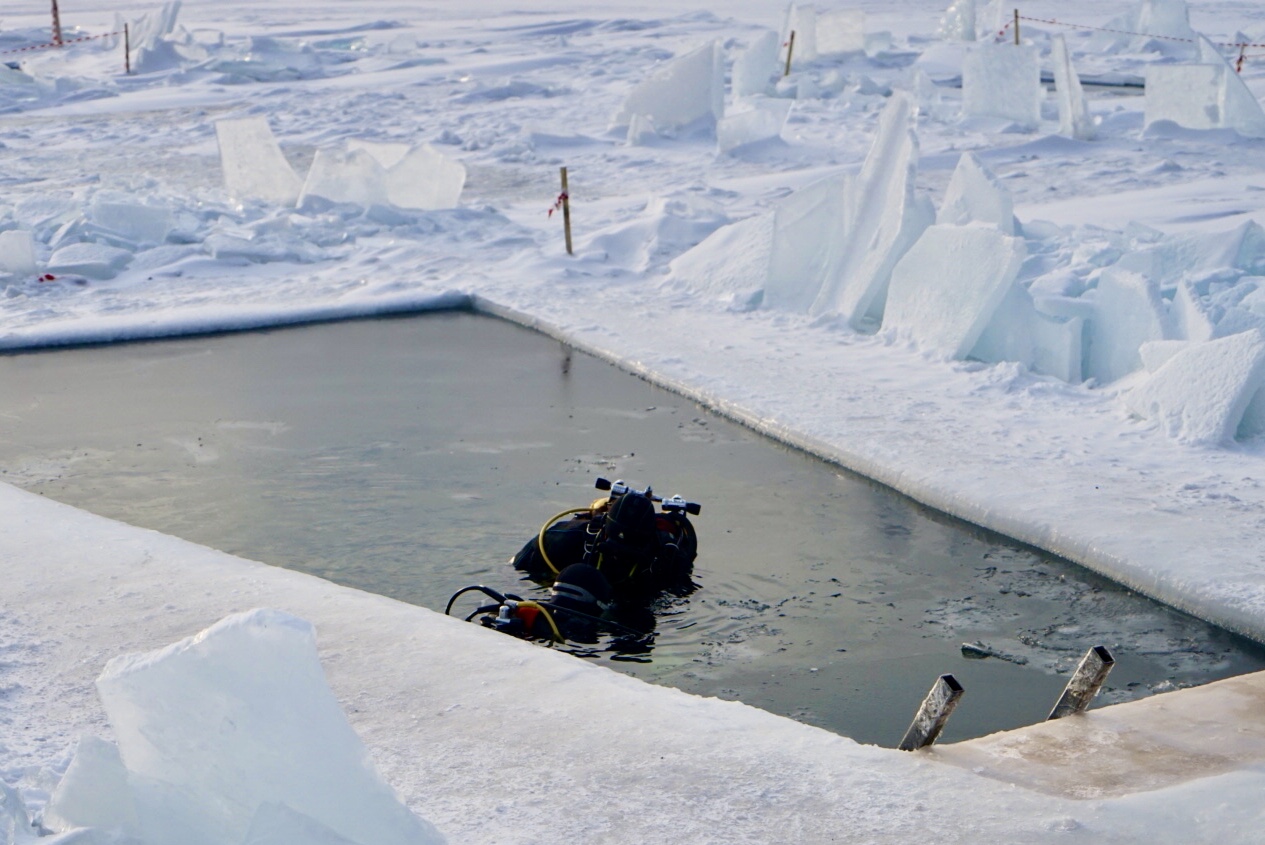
(444, 477, 700, 645)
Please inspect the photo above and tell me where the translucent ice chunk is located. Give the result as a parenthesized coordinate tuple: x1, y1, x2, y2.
(962, 43, 1042, 130)
(215, 117, 304, 206)
(611, 41, 724, 131)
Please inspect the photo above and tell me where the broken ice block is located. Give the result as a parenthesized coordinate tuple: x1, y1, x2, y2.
(96, 609, 445, 845)
(1126, 329, 1265, 445)
(611, 41, 724, 131)
(962, 43, 1042, 129)
(44, 736, 138, 835)
(0, 229, 38, 275)
(299, 146, 390, 207)
(937, 152, 1014, 234)
(717, 99, 792, 153)
(971, 283, 1085, 382)
(883, 223, 1027, 359)
(732, 30, 780, 99)
(88, 197, 173, 246)
(1086, 266, 1173, 384)
(215, 117, 304, 205)
(46, 243, 132, 280)
(383, 144, 466, 210)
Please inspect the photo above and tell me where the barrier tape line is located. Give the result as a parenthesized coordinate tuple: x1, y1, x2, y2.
(0, 30, 123, 56)
(997, 16, 1265, 50)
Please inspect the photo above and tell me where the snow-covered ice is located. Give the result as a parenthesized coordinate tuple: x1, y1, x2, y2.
(8, 0, 1265, 840)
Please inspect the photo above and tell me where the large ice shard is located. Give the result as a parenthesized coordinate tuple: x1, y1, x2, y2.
(94, 609, 446, 845)
(1126, 329, 1265, 445)
(962, 43, 1042, 130)
(1052, 35, 1095, 140)
(667, 211, 775, 302)
(937, 152, 1014, 234)
(299, 147, 389, 207)
(611, 41, 724, 132)
(732, 30, 780, 99)
(810, 94, 934, 325)
(378, 145, 466, 210)
(883, 223, 1027, 359)
(215, 117, 304, 206)
(1086, 267, 1173, 384)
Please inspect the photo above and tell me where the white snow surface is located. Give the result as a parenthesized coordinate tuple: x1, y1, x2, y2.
(7, 0, 1265, 840)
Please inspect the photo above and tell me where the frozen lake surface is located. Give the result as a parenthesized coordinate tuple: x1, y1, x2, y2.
(2, 312, 1262, 745)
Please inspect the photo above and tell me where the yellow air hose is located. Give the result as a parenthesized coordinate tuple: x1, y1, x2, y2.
(536, 506, 595, 576)
(516, 600, 564, 642)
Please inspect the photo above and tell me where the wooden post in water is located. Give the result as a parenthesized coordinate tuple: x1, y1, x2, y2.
(784, 30, 796, 77)
(898, 674, 964, 751)
(1014, 9, 1020, 45)
(51, 0, 64, 46)
(1047, 646, 1115, 720)
(559, 167, 573, 256)
(124, 23, 131, 74)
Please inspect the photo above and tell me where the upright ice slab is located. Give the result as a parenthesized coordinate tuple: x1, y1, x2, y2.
(1052, 35, 1095, 140)
(937, 152, 1014, 234)
(732, 30, 780, 99)
(215, 117, 304, 206)
(383, 145, 467, 210)
(300, 147, 390, 207)
(299, 143, 465, 210)
(810, 94, 934, 326)
(44, 736, 137, 834)
(962, 44, 1042, 130)
(1086, 267, 1173, 384)
(1126, 329, 1265, 445)
(94, 609, 445, 845)
(611, 41, 724, 132)
(1092, 0, 1198, 57)
(883, 224, 1027, 359)
(0, 229, 38, 276)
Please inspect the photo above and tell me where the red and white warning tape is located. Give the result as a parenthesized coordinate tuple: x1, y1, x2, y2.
(0, 30, 122, 56)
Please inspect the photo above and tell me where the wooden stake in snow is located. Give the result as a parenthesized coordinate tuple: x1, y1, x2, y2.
(124, 23, 131, 74)
(51, 0, 64, 46)
(784, 30, 796, 77)
(560, 166, 573, 256)
(1014, 9, 1020, 46)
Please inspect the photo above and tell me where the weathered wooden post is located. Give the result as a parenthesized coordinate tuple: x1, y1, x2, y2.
(559, 166, 573, 256)
(1047, 646, 1115, 720)
(124, 23, 131, 74)
(784, 30, 796, 77)
(51, 0, 64, 46)
(1013, 9, 1020, 46)
(898, 674, 964, 751)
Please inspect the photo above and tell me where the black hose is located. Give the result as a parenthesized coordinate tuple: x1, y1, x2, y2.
(444, 585, 507, 616)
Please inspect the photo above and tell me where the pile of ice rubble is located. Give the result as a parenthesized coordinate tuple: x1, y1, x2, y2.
(0, 610, 445, 845)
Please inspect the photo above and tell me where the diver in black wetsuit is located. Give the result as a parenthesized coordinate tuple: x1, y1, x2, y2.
(443, 479, 700, 643)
